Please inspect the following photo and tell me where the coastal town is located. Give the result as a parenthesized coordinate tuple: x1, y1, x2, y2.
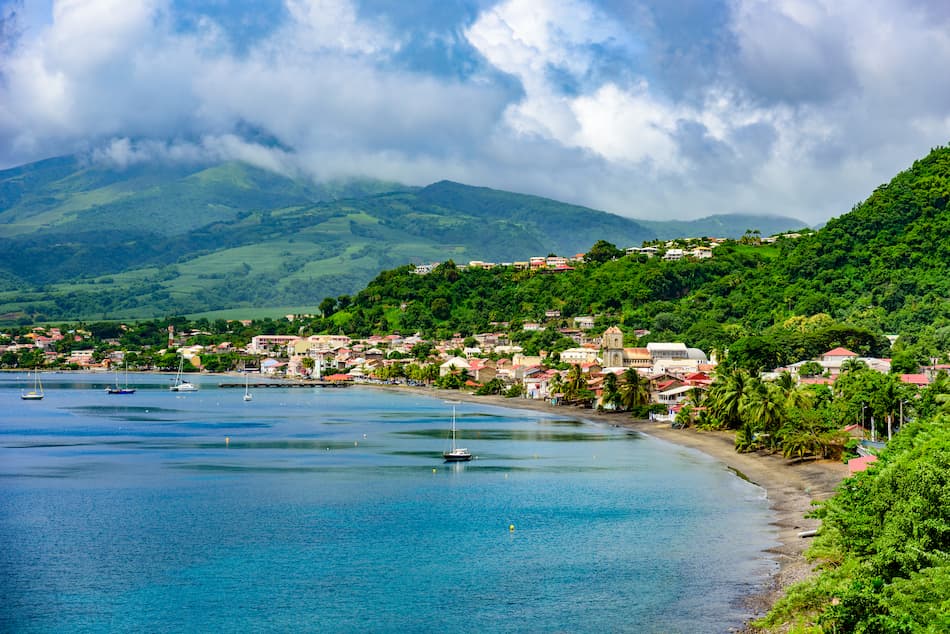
(4, 313, 929, 435)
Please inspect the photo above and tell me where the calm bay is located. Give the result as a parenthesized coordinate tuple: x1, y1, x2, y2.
(1, 372, 776, 633)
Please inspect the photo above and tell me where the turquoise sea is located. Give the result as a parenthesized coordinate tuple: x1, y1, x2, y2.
(0, 373, 777, 633)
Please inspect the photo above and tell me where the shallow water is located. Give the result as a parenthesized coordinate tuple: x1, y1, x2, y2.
(0, 373, 777, 633)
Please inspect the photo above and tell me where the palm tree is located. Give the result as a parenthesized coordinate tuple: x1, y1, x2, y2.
(618, 368, 651, 411)
(739, 380, 786, 449)
(601, 372, 620, 409)
(563, 364, 588, 402)
(706, 367, 750, 429)
(840, 358, 867, 374)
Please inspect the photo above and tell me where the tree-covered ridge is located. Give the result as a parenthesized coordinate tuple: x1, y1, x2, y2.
(323, 145, 950, 370)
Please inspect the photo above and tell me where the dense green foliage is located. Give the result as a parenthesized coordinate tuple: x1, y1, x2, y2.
(759, 417, 950, 633)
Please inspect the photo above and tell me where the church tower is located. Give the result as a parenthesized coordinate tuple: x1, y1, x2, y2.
(601, 326, 624, 367)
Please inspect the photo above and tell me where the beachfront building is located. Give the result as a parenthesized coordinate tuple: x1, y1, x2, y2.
(248, 334, 300, 355)
(440, 356, 471, 377)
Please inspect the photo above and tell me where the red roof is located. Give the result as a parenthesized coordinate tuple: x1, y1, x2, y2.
(824, 347, 857, 357)
(848, 455, 878, 475)
(324, 373, 352, 381)
(900, 373, 930, 386)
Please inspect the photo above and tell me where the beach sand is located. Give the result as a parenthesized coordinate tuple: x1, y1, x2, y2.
(380, 385, 848, 630)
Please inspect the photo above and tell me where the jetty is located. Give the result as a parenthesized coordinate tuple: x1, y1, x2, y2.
(217, 380, 350, 389)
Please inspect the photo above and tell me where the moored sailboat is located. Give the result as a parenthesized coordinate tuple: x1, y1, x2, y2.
(442, 401, 472, 462)
(106, 358, 136, 394)
(21, 370, 44, 400)
(169, 356, 198, 392)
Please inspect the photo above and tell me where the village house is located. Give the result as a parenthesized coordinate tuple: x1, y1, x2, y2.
(559, 346, 600, 365)
(248, 334, 300, 355)
(573, 315, 596, 330)
(440, 356, 471, 377)
(820, 347, 859, 375)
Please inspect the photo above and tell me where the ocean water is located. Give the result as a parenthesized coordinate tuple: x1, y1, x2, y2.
(0, 373, 777, 633)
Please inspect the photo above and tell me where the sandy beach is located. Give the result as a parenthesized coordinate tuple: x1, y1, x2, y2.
(378, 384, 848, 629)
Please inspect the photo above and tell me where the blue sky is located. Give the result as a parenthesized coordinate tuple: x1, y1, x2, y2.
(2, 0, 950, 224)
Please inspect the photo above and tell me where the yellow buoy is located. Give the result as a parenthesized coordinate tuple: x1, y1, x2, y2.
(225, 436, 230, 446)
(432, 468, 437, 473)
(509, 524, 515, 532)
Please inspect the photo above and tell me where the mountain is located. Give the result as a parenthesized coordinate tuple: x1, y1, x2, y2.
(637, 213, 808, 240)
(0, 156, 805, 322)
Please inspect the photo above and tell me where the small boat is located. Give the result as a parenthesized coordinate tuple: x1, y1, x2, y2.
(169, 356, 198, 392)
(21, 370, 44, 400)
(243, 367, 253, 401)
(442, 402, 472, 462)
(106, 358, 136, 394)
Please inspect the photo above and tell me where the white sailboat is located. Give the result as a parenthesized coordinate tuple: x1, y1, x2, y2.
(106, 358, 136, 394)
(21, 370, 44, 400)
(243, 367, 253, 401)
(169, 356, 198, 392)
(442, 401, 472, 462)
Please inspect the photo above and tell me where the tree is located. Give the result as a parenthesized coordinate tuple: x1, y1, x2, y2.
(618, 368, 651, 411)
(562, 364, 588, 402)
(319, 297, 337, 317)
(584, 240, 624, 263)
(601, 372, 620, 409)
(798, 360, 825, 377)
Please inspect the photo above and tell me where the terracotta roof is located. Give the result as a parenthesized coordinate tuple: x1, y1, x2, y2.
(823, 347, 858, 357)
(900, 373, 930, 386)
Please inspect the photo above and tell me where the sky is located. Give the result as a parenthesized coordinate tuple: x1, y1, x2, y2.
(2, 0, 950, 225)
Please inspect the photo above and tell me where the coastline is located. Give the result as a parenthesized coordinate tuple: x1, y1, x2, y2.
(372, 384, 848, 629)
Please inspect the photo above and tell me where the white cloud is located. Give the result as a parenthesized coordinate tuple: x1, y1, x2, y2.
(2, 0, 950, 226)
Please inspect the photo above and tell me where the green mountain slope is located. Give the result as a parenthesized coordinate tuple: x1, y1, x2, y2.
(0, 156, 806, 321)
(318, 145, 950, 366)
(637, 213, 807, 240)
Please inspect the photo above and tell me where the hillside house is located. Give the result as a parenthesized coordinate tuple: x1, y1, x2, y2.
(821, 347, 859, 375)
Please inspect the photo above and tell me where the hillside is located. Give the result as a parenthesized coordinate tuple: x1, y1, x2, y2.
(318, 145, 950, 368)
(0, 156, 805, 322)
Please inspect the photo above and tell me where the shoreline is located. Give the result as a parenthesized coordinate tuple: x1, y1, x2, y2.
(372, 384, 847, 629)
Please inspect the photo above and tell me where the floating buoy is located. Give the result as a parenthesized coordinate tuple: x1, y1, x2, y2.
(509, 524, 515, 532)
(225, 436, 230, 446)
(354, 441, 358, 446)
(432, 468, 437, 473)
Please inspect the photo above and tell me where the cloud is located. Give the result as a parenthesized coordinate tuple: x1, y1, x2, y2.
(1, 0, 950, 226)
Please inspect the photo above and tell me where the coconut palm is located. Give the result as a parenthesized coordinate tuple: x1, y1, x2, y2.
(601, 372, 620, 409)
(739, 380, 786, 449)
(706, 367, 751, 429)
(618, 368, 651, 411)
(562, 364, 589, 402)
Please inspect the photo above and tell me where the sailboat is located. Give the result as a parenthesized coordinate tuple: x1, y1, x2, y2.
(169, 356, 198, 392)
(106, 358, 136, 394)
(442, 402, 472, 462)
(243, 367, 253, 401)
(21, 370, 44, 400)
